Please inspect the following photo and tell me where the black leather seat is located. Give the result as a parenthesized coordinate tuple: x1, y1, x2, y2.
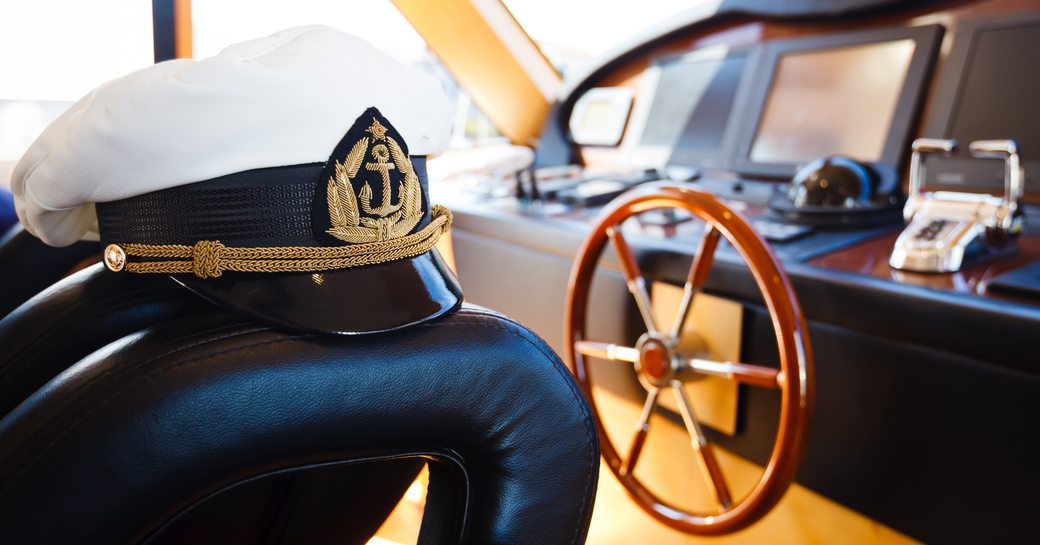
(0, 264, 211, 417)
(0, 225, 101, 318)
(0, 267, 598, 544)
(0, 266, 424, 544)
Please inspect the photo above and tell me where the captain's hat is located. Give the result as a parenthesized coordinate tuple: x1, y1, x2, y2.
(11, 25, 463, 334)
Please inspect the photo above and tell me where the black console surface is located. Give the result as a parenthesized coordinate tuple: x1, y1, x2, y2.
(522, 176, 903, 263)
(989, 259, 1040, 297)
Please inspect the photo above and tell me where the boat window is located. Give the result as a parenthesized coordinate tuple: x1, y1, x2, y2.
(0, 0, 153, 188)
(502, 0, 711, 77)
(193, 0, 507, 150)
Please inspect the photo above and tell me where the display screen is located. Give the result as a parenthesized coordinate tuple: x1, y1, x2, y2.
(639, 52, 748, 154)
(576, 100, 619, 134)
(749, 39, 916, 164)
(569, 87, 632, 146)
(929, 23, 1040, 189)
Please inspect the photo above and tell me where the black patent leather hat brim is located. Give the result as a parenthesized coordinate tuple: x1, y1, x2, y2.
(170, 249, 462, 335)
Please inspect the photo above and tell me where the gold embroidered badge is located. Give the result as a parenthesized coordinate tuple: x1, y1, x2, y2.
(326, 118, 423, 243)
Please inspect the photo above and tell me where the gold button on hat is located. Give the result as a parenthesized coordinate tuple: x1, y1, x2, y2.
(103, 244, 126, 273)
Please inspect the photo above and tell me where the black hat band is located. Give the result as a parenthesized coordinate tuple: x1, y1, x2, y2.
(95, 108, 451, 278)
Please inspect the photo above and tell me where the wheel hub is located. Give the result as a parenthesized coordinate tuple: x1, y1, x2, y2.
(635, 334, 675, 388)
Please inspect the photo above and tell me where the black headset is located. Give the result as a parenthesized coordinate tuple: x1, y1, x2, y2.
(768, 156, 903, 227)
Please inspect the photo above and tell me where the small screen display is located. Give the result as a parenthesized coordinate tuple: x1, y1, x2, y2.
(749, 39, 916, 164)
(575, 99, 619, 135)
(569, 87, 632, 146)
(639, 53, 748, 152)
(930, 23, 1040, 189)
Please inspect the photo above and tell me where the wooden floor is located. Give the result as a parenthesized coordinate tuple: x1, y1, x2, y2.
(367, 466, 428, 545)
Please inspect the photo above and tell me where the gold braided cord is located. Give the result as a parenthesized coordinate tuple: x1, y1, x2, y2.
(122, 206, 452, 278)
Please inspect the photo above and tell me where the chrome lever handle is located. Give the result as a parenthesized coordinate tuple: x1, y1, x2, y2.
(968, 139, 1017, 157)
(969, 140, 1023, 223)
(906, 138, 957, 221)
(914, 138, 958, 154)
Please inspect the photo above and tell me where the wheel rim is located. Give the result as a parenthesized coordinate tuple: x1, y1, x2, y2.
(564, 183, 814, 535)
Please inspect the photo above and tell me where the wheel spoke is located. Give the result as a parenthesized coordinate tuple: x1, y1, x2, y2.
(621, 388, 659, 477)
(574, 340, 640, 363)
(607, 226, 658, 335)
(670, 226, 720, 339)
(672, 382, 733, 510)
(681, 357, 783, 389)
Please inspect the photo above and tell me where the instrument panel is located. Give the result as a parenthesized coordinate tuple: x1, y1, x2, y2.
(535, 0, 1040, 304)
(434, 0, 1040, 306)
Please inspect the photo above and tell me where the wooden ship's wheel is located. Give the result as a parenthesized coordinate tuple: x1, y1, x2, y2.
(565, 183, 814, 535)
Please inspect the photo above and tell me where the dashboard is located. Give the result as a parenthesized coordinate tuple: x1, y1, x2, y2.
(536, 0, 1040, 303)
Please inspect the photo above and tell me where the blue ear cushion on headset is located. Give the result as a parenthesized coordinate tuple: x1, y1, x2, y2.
(788, 155, 886, 207)
(835, 157, 876, 202)
(770, 156, 904, 228)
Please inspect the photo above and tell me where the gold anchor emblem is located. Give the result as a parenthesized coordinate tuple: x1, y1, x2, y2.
(361, 144, 401, 216)
(326, 118, 423, 243)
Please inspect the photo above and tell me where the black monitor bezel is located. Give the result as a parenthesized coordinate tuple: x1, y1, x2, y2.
(922, 11, 1040, 193)
(652, 45, 759, 170)
(730, 24, 944, 179)
(625, 44, 759, 170)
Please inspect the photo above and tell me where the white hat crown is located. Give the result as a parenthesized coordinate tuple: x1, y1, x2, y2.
(12, 25, 452, 247)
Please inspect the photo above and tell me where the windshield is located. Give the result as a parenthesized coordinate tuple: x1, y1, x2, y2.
(502, 0, 703, 78)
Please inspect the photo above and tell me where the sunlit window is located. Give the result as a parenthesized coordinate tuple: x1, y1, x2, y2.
(502, 0, 705, 77)
(193, 0, 506, 150)
(0, 0, 153, 188)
